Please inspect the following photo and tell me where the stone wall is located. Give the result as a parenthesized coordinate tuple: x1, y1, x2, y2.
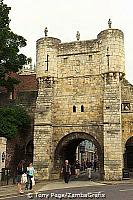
(34, 26, 128, 181)
(121, 79, 133, 152)
(53, 76, 103, 125)
(103, 73, 123, 180)
(6, 129, 33, 174)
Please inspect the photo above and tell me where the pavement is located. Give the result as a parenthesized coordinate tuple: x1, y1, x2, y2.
(38, 180, 105, 192)
(0, 172, 133, 199)
(0, 181, 49, 199)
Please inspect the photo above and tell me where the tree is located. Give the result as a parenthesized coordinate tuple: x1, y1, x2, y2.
(0, 0, 28, 92)
(0, 105, 31, 139)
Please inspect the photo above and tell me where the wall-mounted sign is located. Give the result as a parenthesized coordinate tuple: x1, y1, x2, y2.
(2, 152, 6, 162)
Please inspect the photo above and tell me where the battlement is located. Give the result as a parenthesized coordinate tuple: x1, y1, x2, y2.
(36, 23, 125, 78)
(58, 39, 98, 56)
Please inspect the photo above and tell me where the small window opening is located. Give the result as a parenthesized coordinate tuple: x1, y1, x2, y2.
(89, 55, 92, 61)
(81, 105, 84, 112)
(106, 106, 110, 109)
(64, 57, 68, 63)
(73, 105, 76, 112)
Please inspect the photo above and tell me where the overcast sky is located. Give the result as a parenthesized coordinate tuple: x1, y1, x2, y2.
(4, 0, 133, 84)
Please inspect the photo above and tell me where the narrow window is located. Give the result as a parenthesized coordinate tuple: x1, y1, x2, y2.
(73, 105, 76, 112)
(89, 55, 92, 61)
(81, 105, 84, 112)
(68, 78, 72, 85)
(64, 57, 68, 63)
(45, 54, 49, 71)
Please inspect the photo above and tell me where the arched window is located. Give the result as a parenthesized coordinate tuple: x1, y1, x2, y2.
(26, 140, 33, 156)
(25, 140, 33, 163)
(81, 105, 84, 112)
(73, 105, 76, 112)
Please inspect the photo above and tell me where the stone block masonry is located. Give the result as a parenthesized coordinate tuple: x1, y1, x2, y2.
(103, 72, 123, 180)
(33, 24, 132, 181)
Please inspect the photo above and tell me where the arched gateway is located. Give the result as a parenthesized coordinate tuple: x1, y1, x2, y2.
(124, 136, 133, 170)
(54, 132, 103, 179)
(34, 23, 126, 181)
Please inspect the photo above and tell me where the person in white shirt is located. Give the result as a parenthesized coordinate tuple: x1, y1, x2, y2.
(25, 162, 35, 190)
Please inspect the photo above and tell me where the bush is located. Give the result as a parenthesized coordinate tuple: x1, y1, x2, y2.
(0, 105, 30, 139)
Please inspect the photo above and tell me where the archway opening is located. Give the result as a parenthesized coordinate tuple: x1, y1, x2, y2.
(25, 140, 33, 164)
(54, 132, 103, 180)
(125, 136, 133, 170)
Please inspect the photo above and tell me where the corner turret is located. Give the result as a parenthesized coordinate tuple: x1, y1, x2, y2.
(98, 20, 125, 75)
(102, 20, 124, 181)
(36, 28, 61, 78)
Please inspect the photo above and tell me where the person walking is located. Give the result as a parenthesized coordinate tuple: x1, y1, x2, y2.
(75, 160, 80, 178)
(93, 159, 97, 172)
(81, 159, 86, 171)
(61, 160, 71, 183)
(86, 159, 92, 180)
(25, 162, 35, 190)
(16, 160, 25, 194)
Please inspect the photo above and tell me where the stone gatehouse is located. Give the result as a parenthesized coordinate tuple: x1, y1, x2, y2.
(33, 22, 133, 181)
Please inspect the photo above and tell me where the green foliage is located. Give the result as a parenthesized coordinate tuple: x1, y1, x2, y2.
(0, 105, 30, 139)
(0, 0, 28, 91)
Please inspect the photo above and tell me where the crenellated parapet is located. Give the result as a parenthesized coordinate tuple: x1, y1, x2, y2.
(36, 26, 125, 80)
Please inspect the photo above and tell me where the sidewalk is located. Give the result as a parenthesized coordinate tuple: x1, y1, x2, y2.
(38, 178, 133, 192)
(0, 181, 48, 199)
(100, 179, 133, 185)
(38, 180, 105, 192)
(0, 178, 132, 199)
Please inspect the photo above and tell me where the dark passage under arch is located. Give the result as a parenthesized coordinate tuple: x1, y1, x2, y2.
(124, 136, 133, 170)
(54, 132, 103, 179)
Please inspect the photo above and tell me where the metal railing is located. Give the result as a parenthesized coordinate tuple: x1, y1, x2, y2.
(0, 168, 15, 186)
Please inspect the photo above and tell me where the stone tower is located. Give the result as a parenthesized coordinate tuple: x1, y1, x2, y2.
(98, 28, 125, 180)
(34, 32, 61, 179)
(34, 22, 126, 181)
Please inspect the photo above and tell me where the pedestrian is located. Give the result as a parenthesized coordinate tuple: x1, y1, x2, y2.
(75, 160, 80, 178)
(86, 159, 92, 180)
(94, 159, 97, 172)
(84, 159, 87, 171)
(25, 162, 35, 190)
(16, 160, 25, 194)
(61, 160, 71, 183)
(81, 159, 86, 171)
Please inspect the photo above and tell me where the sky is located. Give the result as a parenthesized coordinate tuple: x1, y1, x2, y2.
(4, 0, 133, 84)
